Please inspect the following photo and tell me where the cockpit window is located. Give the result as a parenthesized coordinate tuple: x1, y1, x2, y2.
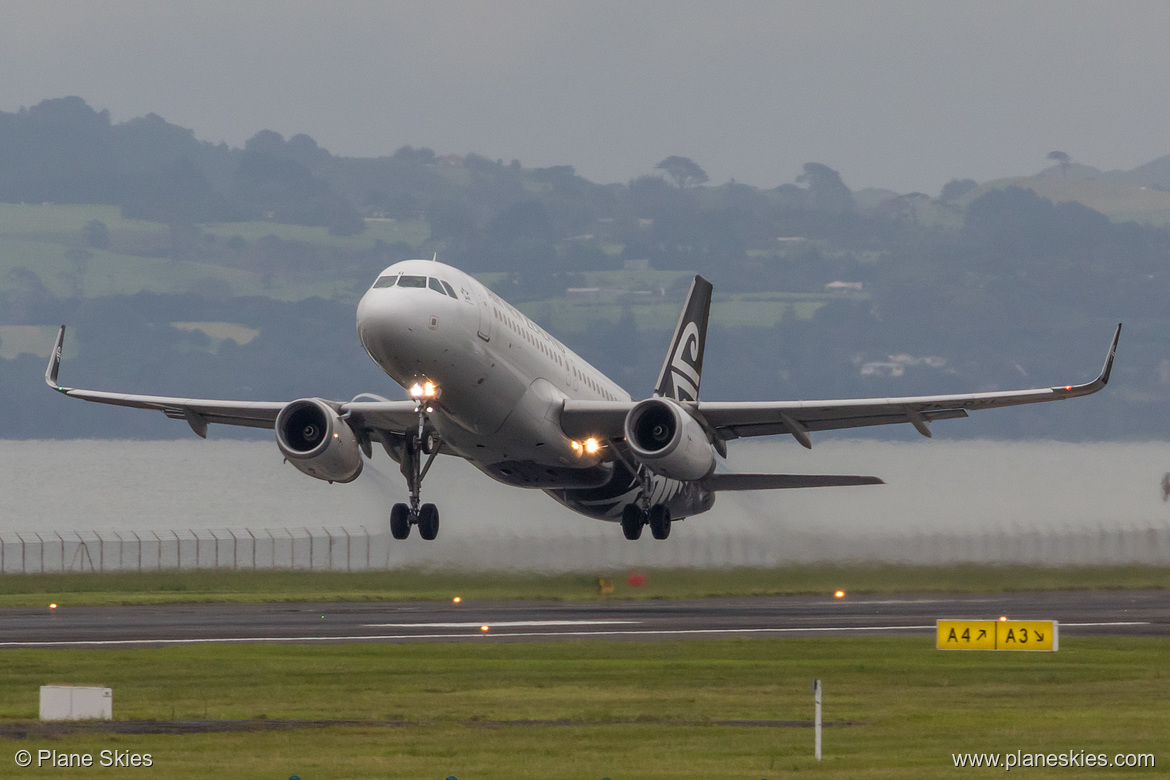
(439, 279, 459, 299)
(428, 277, 446, 295)
(373, 275, 398, 288)
(397, 275, 427, 288)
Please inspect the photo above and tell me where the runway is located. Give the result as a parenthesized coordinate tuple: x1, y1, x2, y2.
(1, 590, 1166, 648)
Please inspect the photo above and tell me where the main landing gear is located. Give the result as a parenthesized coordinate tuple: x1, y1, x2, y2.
(621, 503, 672, 540)
(389, 405, 442, 541)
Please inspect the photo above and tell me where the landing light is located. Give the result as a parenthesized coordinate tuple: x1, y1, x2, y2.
(584, 438, 600, 455)
(999, 616, 1008, 621)
(480, 625, 490, 633)
(409, 380, 439, 399)
(571, 440, 582, 453)
(834, 590, 845, 599)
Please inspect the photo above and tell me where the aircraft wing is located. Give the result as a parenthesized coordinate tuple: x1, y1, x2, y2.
(562, 324, 1120, 449)
(701, 473, 884, 490)
(45, 326, 419, 438)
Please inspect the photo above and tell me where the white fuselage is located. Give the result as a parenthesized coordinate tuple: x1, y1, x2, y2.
(355, 260, 713, 520)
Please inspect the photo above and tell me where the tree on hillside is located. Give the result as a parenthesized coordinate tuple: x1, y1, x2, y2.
(655, 156, 708, 189)
(940, 178, 978, 202)
(1047, 150, 1072, 177)
(796, 162, 854, 215)
(82, 219, 110, 249)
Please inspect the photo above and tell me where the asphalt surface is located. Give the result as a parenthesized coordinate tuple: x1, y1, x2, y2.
(1, 590, 1166, 648)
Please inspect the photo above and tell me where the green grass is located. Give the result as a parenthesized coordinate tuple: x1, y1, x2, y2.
(201, 217, 430, 250)
(2, 564, 1168, 608)
(0, 203, 146, 235)
(1, 637, 1165, 778)
(0, 203, 429, 302)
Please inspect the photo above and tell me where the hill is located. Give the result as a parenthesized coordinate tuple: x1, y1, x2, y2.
(1, 97, 1168, 441)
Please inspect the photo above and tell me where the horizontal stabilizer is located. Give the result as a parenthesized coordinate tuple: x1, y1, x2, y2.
(702, 473, 884, 491)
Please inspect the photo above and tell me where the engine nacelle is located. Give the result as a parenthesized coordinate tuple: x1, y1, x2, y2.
(624, 398, 716, 482)
(275, 398, 364, 484)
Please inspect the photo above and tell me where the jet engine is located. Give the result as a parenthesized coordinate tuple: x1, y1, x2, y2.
(624, 398, 716, 481)
(275, 398, 364, 483)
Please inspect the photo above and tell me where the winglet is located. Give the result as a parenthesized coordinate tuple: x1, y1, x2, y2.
(1059, 323, 1120, 397)
(45, 325, 67, 391)
(1098, 322, 1122, 386)
(654, 275, 713, 401)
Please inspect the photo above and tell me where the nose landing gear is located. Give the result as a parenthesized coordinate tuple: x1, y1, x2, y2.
(388, 402, 442, 541)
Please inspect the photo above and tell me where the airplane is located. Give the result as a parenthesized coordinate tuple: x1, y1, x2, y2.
(45, 258, 1121, 541)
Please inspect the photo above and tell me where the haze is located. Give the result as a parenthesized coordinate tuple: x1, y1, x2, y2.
(3, 440, 1167, 570)
(4, 1, 1170, 193)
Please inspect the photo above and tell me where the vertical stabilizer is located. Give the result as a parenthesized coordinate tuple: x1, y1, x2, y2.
(654, 275, 713, 401)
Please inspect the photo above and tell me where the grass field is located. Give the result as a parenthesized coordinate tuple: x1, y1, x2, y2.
(1, 636, 1164, 778)
(0, 203, 428, 303)
(2, 564, 1168, 608)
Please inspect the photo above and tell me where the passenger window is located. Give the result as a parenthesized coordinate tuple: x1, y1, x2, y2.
(428, 277, 446, 294)
(398, 275, 426, 288)
(373, 275, 398, 288)
(440, 280, 459, 298)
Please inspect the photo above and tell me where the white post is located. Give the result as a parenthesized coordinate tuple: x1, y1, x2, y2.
(813, 678, 822, 761)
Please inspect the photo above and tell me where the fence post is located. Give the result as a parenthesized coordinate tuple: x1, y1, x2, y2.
(247, 529, 257, 570)
(35, 533, 45, 574)
(305, 527, 314, 571)
(113, 531, 124, 572)
(152, 531, 162, 570)
(342, 528, 351, 572)
(360, 525, 370, 570)
(229, 530, 238, 570)
(172, 530, 181, 569)
(268, 530, 276, 569)
(56, 532, 65, 573)
(813, 679, 822, 761)
(95, 531, 104, 572)
(286, 529, 295, 569)
(133, 532, 142, 573)
(210, 530, 220, 569)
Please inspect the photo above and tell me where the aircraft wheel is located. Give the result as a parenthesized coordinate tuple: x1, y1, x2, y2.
(420, 432, 437, 455)
(620, 504, 644, 540)
(648, 505, 671, 540)
(390, 503, 411, 540)
(418, 503, 440, 541)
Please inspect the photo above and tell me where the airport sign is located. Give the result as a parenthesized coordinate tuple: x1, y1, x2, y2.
(937, 619, 1058, 651)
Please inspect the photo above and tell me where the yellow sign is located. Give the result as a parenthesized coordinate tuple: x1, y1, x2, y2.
(937, 620, 1058, 652)
(996, 620, 1058, 651)
(598, 578, 614, 595)
(937, 620, 997, 650)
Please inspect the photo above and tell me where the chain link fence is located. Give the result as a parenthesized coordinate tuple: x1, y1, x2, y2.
(0, 526, 385, 574)
(1, 523, 1168, 573)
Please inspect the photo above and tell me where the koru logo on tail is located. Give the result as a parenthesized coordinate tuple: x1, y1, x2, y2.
(669, 322, 701, 401)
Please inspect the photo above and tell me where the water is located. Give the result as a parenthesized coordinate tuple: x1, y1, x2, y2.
(1, 439, 1168, 570)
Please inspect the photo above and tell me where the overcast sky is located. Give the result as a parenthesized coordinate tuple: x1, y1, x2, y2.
(4, 1, 1170, 194)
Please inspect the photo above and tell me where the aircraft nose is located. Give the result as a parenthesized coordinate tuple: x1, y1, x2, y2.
(357, 285, 457, 373)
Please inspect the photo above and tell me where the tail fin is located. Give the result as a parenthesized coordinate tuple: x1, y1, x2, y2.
(654, 275, 713, 402)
